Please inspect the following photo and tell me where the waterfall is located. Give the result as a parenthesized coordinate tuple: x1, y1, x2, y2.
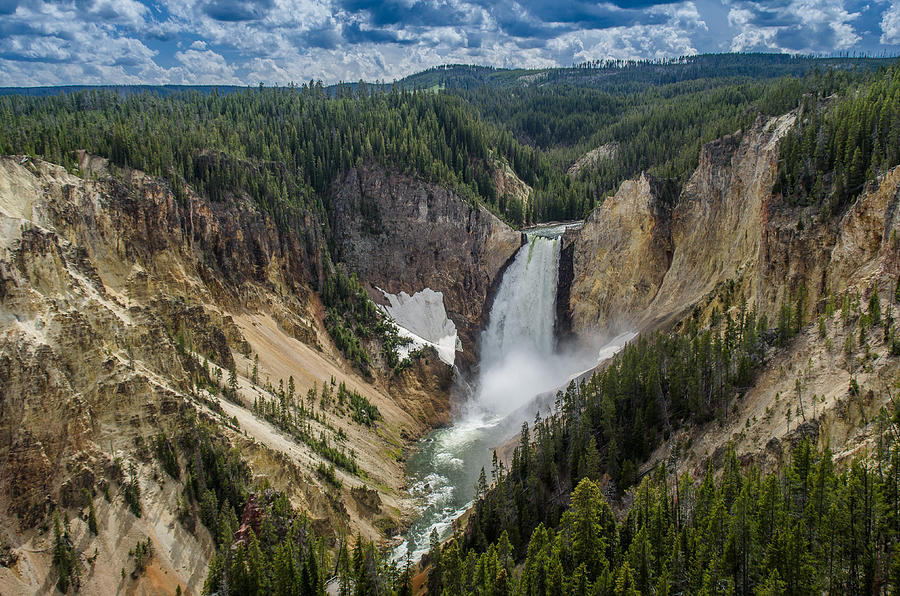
(479, 233, 561, 367)
(395, 223, 629, 563)
(472, 230, 577, 418)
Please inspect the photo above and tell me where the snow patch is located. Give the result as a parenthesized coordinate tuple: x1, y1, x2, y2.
(377, 288, 459, 366)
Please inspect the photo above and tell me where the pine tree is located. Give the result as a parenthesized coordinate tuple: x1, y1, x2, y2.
(427, 528, 444, 595)
(228, 366, 238, 396)
(583, 436, 601, 482)
(614, 562, 641, 596)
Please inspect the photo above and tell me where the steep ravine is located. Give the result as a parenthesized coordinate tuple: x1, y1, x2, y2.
(566, 110, 900, 344)
(563, 111, 900, 475)
(2, 106, 899, 594)
(0, 156, 456, 594)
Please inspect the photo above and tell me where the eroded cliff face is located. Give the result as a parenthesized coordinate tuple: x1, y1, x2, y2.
(0, 156, 450, 594)
(568, 110, 894, 340)
(646, 113, 797, 327)
(752, 138, 900, 325)
(826, 167, 900, 294)
(330, 165, 522, 367)
(567, 143, 617, 178)
(646, 162, 900, 478)
(566, 112, 900, 480)
(565, 173, 672, 336)
(566, 113, 797, 335)
(491, 158, 532, 211)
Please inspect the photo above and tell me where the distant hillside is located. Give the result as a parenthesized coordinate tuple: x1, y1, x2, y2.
(2, 53, 893, 99)
(392, 53, 894, 91)
(2, 54, 895, 226)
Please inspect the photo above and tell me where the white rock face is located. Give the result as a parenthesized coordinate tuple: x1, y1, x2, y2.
(0, 157, 47, 252)
(379, 288, 459, 366)
(596, 331, 637, 364)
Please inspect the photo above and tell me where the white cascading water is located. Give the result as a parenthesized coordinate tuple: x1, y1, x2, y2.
(480, 234, 560, 366)
(394, 224, 633, 563)
(474, 233, 566, 418)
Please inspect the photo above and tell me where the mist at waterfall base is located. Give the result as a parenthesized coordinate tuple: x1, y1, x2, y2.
(393, 228, 635, 563)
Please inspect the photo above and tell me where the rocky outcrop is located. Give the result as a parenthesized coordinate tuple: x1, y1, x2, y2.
(565, 112, 900, 495)
(0, 154, 335, 518)
(568, 143, 617, 177)
(755, 202, 835, 321)
(755, 149, 900, 323)
(491, 158, 532, 209)
(566, 113, 797, 337)
(0, 159, 221, 592)
(826, 166, 900, 297)
(330, 165, 522, 366)
(642, 113, 796, 328)
(565, 173, 672, 335)
(567, 107, 900, 349)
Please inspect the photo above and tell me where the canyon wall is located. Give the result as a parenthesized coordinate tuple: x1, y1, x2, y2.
(565, 113, 800, 334)
(564, 112, 900, 481)
(330, 165, 522, 367)
(0, 156, 450, 594)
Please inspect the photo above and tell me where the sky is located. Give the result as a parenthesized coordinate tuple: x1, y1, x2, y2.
(1, 0, 899, 87)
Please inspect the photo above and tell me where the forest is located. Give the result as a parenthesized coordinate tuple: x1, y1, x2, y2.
(426, 435, 900, 595)
(1, 55, 893, 228)
(422, 277, 900, 595)
(6, 54, 900, 594)
(776, 64, 900, 215)
(171, 278, 900, 595)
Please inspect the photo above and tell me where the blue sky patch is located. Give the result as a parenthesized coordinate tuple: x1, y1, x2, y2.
(0, 0, 898, 86)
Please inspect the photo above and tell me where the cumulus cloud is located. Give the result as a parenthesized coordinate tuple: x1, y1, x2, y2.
(81, 0, 150, 28)
(882, 1, 900, 44)
(0, 0, 896, 86)
(728, 0, 861, 53)
(172, 47, 241, 82)
(0, 1, 158, 74)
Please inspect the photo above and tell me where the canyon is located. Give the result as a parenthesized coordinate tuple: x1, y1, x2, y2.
(1, 105, 899, 593)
